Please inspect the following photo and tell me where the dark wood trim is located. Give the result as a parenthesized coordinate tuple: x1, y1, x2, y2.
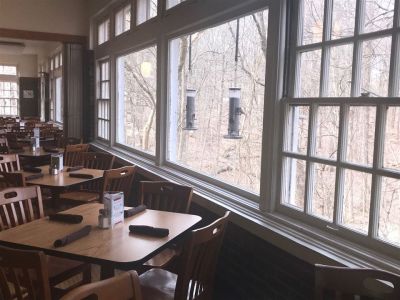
(0, 28, 86, 44)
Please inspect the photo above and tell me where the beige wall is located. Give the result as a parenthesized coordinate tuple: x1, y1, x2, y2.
(0, 54, 37, 77)
(0, 0, 89, 36)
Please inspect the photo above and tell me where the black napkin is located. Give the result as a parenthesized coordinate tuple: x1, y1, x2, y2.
(23, 166, 42, 173)
(43, 147, 59, 153)
(124, 205, 146, 218)
(129, 225, 169, 237)
(66, 166, 84, 172)
(49, 213, 83, 224)
(54, 225, 92, 248)
(69, 173, 94, 179)
(25, 173, 44, 181)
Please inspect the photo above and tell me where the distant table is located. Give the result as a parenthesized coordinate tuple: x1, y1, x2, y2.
(23, 165, 104, 207)
(12, 146, 64, 158)
(0, 203, 202, 279)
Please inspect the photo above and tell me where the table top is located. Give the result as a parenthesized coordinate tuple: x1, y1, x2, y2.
(12, 146, 64, 157)
(0, 203, 202, 268)
(24, 165, 104, 188)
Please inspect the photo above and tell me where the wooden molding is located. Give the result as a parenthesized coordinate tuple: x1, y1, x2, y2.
(0, 28, 87, 44)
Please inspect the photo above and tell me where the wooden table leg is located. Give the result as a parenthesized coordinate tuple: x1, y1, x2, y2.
(100, 265, 115, 280)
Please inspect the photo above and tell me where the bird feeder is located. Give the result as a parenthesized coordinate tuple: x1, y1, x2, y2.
(183, 89, 197, 130)
(224, 88, 243, 139)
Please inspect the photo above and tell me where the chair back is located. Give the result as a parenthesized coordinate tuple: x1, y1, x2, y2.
(0, 172, 25, 189)
(315, 264, 400, 300)
(0, 186, 44, 231)
(175, 211, 230, 300)
(139, 181, 192, 213)
(0, 246, 51, 300)
(80, 152, 115, 191)
(60, 271, 142, 300)
(57, 136, 82, 148)
(0, 137, 9, 153)
(101, 166, 136, 202)
(64, 144, 89, 167)
(0, 154, 20, 172)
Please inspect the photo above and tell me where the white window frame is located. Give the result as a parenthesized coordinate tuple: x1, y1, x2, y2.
(0, 65, 19, 116)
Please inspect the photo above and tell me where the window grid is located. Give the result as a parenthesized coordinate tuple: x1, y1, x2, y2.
(282, 0, 400, 253)
(0, 81, 18, 116)
(97, 60, 110, 140)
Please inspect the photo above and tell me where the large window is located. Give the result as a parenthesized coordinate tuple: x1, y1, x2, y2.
(282, 0, 400, 251)
(116, 46, 157, 154)
(115, 4, 131, 36)
(97, 60, 111, 140)
(0, 65, 18, 116)
(168, 9, 268, 193)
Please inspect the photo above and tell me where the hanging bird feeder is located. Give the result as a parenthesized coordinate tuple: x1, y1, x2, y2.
(183, 88, 198, 130)
(224, 87, 243, 139)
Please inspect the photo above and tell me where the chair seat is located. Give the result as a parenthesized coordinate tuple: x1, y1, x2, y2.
(59, 191, 100, 203)
(143, 247, 179, 268)
(48, 256, 89, 285)
(139, 268, 177, 300)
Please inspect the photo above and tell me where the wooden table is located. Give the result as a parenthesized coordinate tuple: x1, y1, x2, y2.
(12, 146, 63, 158)
(24, 165, 104, 207)
(0, 203, 202, 279)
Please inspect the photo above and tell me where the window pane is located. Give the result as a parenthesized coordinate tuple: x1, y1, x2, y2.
(311, 163, 336, 221)
(55, 77, 62, 123)
(363, 0, 394, 33)
(331, 0, 356, 39)
(298, 49, 321, 97)
(346, 106, 376, 166)
(342, 170, 371, 233)
(115, 9, 124, 36)
(286, 105, 309, 154)
(300, 0, 324, 45)
(315, 106, 339, 160)
(328, 44, 353, 97)
(0, 65, 17, 75)
(282, 158, 306, 210)
(167, 0, 184, 9)
(98, 19, 110, 45)
(384, 106, 400, 170)
(361, 37, 391, 97)
(167, 9, 268, 193)
(379, 177, 400, 246)
(137, 0, 157, 25)
(124, 5, 131, 31)
(116, 46, 157, 154)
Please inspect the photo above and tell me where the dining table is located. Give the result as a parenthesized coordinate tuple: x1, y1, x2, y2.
(0, 203, 202, 279)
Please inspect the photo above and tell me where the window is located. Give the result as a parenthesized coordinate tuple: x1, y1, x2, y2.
(59, 53, 63, 67)
(97, 60, 111, 140)
(116, 46, 157, 154)
(115, 4, 131, 36)
(98, 18, 110, 45)
(0, 65, 17, 76)
(55, 77, 63, 123)
(168, 9, 268, 193)
(167, 0, 185, 9)
(0, 81, 18, 116)
(137, 0, 157, 25)
(282, 0, 400, 251)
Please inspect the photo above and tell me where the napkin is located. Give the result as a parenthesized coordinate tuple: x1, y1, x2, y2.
(49, 213, 83, 224)
(23, 166, 42, 173)
(66, 166, 84, 172)
(69, 173, 94, 179)
(25, 173, 44, 181)
(53, 225, 92, 248)
(124, 205, 146, 218)
(129, 225, 169, 237)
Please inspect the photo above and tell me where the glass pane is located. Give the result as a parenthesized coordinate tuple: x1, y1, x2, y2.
(115, 9, 124, 36)
(298, 49, 321, 97)
(342, 170, 371, 233)
(167, 9, 268, 193)
(137, 0, 157, 25)
(101, 82, 110, 99)
(346, 106, 376, 165)
(331, 0, 356, 39)
(98, 19, 110, 45)
(361, 37, 391, 97)
(328, 44, 353, 97)
(282, 158, 306, 210)
(0, 65, 17, 75)
(124, 5, 131, 31)
(167, 0, 184, 9)
(116, 45, 157, 154)
(311, 163, 336, 221)
(315, 106, 339, 160)
(384, 106, 400, 170)
(301, 0, 324, 45)
(286, 105, 309, 154)
(363, 0, 394, 33)
(379, 177, 400, 246)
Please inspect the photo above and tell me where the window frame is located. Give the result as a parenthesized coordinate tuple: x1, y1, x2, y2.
(0, 66, 19, 116)
(96, 59, 111, 141)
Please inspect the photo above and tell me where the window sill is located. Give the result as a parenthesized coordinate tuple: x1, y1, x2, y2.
(91, 141, 400, 275)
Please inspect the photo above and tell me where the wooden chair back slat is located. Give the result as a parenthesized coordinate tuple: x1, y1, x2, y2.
(101, 167, 136, 203)
(315, 264, 400, 300)
(139, 181, 193, 213)
(0, 186, 44, 231)
(59, 271, 142, 300)
(0, 246, 51, 300)
(64, 144, 89, 167)
(0, 154, 20, 173)
(175, 211, 230, 300)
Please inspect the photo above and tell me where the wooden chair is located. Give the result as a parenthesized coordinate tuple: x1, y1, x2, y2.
(56, 136, 82, 149)
(0, 154, 20, 172)
(314, 264, 400, 300)
(139, 211, 230, 300)
(64, 144, 89, 167)
(0, 137, 9, 153)
(0, 172, 25, 189)
(100, 166, 136, 202)
(60, 271, 142, 300)
(0, 246, 52, 300)
(0, 186, 91, 297)
(139, 181, 193, 270)
(60, 152, 115, 204)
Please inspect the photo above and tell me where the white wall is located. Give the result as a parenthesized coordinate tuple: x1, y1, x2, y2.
(0, 0, 89, 36)
(0, 54, 37, 77)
